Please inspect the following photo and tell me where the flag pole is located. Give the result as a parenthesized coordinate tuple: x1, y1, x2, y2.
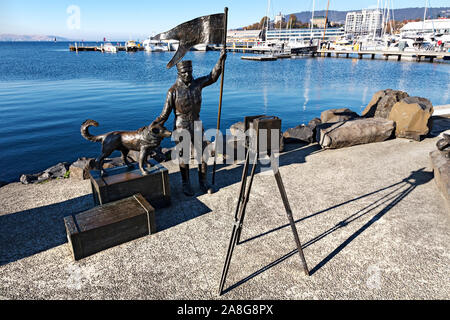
(212, 7, 228, 186)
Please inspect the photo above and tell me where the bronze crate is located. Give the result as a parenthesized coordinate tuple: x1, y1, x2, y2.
(64, 193, 156, 261)
(89, 159, 171, 209)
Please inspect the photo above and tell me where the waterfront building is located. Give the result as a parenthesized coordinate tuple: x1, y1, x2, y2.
(345, 9, 383, 36)
(226, 27, 345, 45)
(400, 18, 450, 38)
(226, 29, 261, 43)
(266, 27, 345, 42)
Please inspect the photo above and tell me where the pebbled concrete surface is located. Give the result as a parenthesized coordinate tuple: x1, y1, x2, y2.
(0, 135, 449, 300)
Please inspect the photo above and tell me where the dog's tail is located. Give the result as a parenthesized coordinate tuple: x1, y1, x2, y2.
(81, 119, 104, 142)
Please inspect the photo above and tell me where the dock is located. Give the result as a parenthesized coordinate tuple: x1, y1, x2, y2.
(313, 49, 450, 63)
(69, 41, 450, 64)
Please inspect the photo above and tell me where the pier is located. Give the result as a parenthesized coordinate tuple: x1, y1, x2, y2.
(313, 49, 450, 63)
(69, 42, 450, 63)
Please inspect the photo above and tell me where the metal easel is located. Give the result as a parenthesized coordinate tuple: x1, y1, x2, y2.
(218, 115, 309, 295)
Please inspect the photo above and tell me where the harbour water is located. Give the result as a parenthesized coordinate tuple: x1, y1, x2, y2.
(0, 41, 449, 182)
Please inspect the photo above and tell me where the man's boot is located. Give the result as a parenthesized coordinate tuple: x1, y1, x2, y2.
(180, 164, 194, 196)
(198, 162, 215, 194)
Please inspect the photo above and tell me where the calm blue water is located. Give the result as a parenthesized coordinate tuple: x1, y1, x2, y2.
(0, 41, 449, 182)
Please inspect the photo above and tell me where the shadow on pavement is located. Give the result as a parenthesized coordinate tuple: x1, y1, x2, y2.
(221, 168, 433, 294)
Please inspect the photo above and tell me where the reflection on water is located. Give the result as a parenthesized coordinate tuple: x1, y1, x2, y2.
(263, 85, 268, 114)
(0, 42, 449, 181)
(303, 58, 312, 112)
(361, 86, 369, 112)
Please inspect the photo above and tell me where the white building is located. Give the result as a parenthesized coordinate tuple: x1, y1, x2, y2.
(274, 12, 285, 24)
(266, 27, 345, 42)
(400, 18, 450, 38)
(226, 27, 345, 44)
(345, 9, 383, 36)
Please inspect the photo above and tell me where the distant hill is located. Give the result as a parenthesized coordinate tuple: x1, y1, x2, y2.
(289, 7, 450, 24)
(0, 34, 71, 41)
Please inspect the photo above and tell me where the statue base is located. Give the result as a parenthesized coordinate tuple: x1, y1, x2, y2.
(89, 159, 171, 209)
(64, 193, 156, 261)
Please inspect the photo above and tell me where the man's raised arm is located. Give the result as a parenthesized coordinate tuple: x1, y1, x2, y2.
(199, 48, 227, 88)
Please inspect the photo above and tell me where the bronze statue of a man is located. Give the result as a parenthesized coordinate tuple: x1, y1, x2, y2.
(152, 49, 227, 196)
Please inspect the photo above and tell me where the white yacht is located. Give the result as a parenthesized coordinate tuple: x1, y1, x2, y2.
(191, 43, 207, 51)
(102, 42, 117, 53)
(125, 40, 139, 52)
(142, 38, 168, 52)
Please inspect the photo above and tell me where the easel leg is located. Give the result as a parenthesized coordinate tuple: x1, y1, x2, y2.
(234, 148, 251, 221)
(219, 151, 258, 295)
(271, 156, 309, 276)
(235, 152, 258, 244)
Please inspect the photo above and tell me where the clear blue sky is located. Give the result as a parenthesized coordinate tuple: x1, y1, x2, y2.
(1, 0, 448, 40)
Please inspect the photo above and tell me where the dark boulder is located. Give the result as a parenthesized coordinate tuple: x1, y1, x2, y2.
(283, 125, 314, 144)
(321, 108, 360, 123)
(69, 157, 95, 180)
(362, 89, 409, 119)
(317, 118, 395, 149)
(20, 162, 70, 184)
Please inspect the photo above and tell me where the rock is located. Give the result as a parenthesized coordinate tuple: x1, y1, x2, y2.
(102, 157, 126, 169)
(308, 117, 322, 131)
(45, 162, 70, 178)
(283, 125, 314, 144)
(20, 162, 70, 184)
(317, 118, 395, 149)
(315, 122, 338, 144)
(320, 108, 360, 123)
(388, 96, 434, 141)
(362, 89, 409, 119)
(229, 121, 256, 137)
(20, 173, 39, 184)
(229, 121, 245, 136)
(128, 147, 171, 163)
(430, 150, 450, 209)
(69, 157, 95, 180)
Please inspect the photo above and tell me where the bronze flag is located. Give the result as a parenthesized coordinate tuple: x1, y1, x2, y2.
(153, 13, 225, 69)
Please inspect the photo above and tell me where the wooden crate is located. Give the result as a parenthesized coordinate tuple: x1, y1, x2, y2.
(64, 193, 156, 261)
(89, 159, 171, 209)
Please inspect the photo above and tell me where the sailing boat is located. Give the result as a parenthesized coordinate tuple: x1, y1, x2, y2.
(285, 0, 319, 53)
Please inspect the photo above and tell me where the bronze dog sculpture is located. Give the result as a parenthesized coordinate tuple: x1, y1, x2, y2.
(81, 120, 172, 176)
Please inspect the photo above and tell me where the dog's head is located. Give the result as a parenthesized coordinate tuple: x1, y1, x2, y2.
(148, 122, 172, 141)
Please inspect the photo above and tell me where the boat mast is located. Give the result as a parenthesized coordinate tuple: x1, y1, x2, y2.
(310, 0, 315, 41)
(322, 0, 330, 42)
(373, 0, 380, 40)
(422, 0, 429, 34)
(266, 0, 271, 42)
(390, 0, 395, 35)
